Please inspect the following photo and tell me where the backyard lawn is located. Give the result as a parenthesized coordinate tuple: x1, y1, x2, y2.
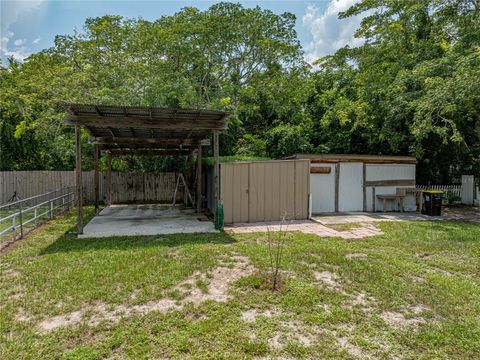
(1, 208, 479, 359)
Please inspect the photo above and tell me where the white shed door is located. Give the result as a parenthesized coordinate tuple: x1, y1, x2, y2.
(310, 164, 336, 213)
(339, 162, 363, 212)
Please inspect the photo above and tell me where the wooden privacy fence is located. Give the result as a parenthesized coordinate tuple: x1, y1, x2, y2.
(220, 160, 310, 223)
(1, 171, 183, 205)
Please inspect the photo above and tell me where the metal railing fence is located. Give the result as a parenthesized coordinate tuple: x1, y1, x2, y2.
(0, 187, 75, 250)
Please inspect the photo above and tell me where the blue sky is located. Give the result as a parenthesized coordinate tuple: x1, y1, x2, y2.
(1, 0, 366, 64)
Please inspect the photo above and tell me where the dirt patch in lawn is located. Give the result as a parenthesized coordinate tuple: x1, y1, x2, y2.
(265, 320, 372, 358)
(336, 337, 367, 358)
(344, 291, 378, 314)
(411, 274, 426, 283)
(298, 260, 317, 268)
(241, 308, 279, 322)
(267, 320, 317, 350)
(380, 310, 427, 329)
(313, 270, 345, 293)
(345, 253, 368, 260)
(34, 254, 256, 332)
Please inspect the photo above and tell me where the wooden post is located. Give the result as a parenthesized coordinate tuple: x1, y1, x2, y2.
(75, 125, 83, 234)
(213, 130, 220, 222)
(334, 162, 340, 212)
(196, 144, 202, 213)
(107, 151, 112, 206)
(94, 144, 100, 214)
(372, 187, 376, 212)
(362, 163, 366, 212)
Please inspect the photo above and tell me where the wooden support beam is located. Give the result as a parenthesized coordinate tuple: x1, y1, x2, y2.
(92, 137, 209, 146)
(107, 152, 112, 205)
(372, 187, 376, 212)
(364, 179, 415, 187)
(108, 149, 192, 157)
(66, 115, 228, 130)
(213, 130, 220, 223)
(310, 159, 416, 164)
(310, 167, 331, 174)
(196, 144, 202, 213)
(362, 163, 367, 212)
(334, 163, 340, 212)
(106, 127, 116, 137)
(94, 144, 100, 214)
(75, 125, 83, 234)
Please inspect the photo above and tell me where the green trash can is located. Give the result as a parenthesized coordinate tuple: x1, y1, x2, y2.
(422, 190, 443, 216)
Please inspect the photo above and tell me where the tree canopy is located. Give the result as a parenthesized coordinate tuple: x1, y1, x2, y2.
(1, 1, 479, 182)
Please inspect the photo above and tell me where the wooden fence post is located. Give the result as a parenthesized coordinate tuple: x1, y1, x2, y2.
(196, 144, 202, 213)
(75, 125, 84, 234)
(94, 144, 100, 214)
(213, 130, 220, 222)
(107, 151, 112, 206)
(334, 163, 340, 212)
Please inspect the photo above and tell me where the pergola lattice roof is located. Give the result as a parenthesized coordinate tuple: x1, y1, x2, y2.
(64, 103, 228, 153)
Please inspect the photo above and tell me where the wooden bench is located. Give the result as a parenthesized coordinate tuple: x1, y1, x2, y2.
(376, 194, 405, 212)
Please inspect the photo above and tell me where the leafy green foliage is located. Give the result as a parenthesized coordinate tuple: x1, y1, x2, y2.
(1, 3, 304, 171)
(309, 0, 480, 182)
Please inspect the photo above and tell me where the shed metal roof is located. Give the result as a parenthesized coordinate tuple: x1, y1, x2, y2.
(63, 103, 228, 152)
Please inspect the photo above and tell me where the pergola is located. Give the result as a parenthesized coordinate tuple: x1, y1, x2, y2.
(64, 103, 228, 234)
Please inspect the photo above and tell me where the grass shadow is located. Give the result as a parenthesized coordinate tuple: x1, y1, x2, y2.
(40, 227, 237, 255)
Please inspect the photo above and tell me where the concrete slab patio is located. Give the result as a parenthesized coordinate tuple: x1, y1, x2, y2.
(312, 212, 435, 225)
(80, 204, 217, 238)
(313, 207, 480, 225)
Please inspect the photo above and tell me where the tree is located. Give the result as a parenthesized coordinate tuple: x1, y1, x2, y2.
(309, 0, 480, 182)
(1, 3, 305, 171)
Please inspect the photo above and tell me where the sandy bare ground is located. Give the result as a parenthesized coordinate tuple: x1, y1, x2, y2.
(31, 255, 256, 332)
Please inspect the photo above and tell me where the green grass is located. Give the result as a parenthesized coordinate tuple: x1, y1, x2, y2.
(1, 207, 479, 359)
(324, 222, 362, 231)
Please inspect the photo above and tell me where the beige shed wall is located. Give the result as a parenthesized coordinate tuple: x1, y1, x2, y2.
(220, 160, 310, 224)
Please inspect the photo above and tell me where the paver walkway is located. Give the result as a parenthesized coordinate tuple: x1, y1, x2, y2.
(225, 220, 383, 240)
(225, 207, 479, 239)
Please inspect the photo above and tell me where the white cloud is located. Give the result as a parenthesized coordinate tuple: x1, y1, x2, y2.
(1, 0, 45, 61)
(32, 37, 41, 44)
(302, 0, 368, 64)
(14, 38, 26, 46)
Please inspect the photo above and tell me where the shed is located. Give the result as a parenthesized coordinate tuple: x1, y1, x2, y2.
(291, 154, 417, 213)
(219, 159, 310, 224)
